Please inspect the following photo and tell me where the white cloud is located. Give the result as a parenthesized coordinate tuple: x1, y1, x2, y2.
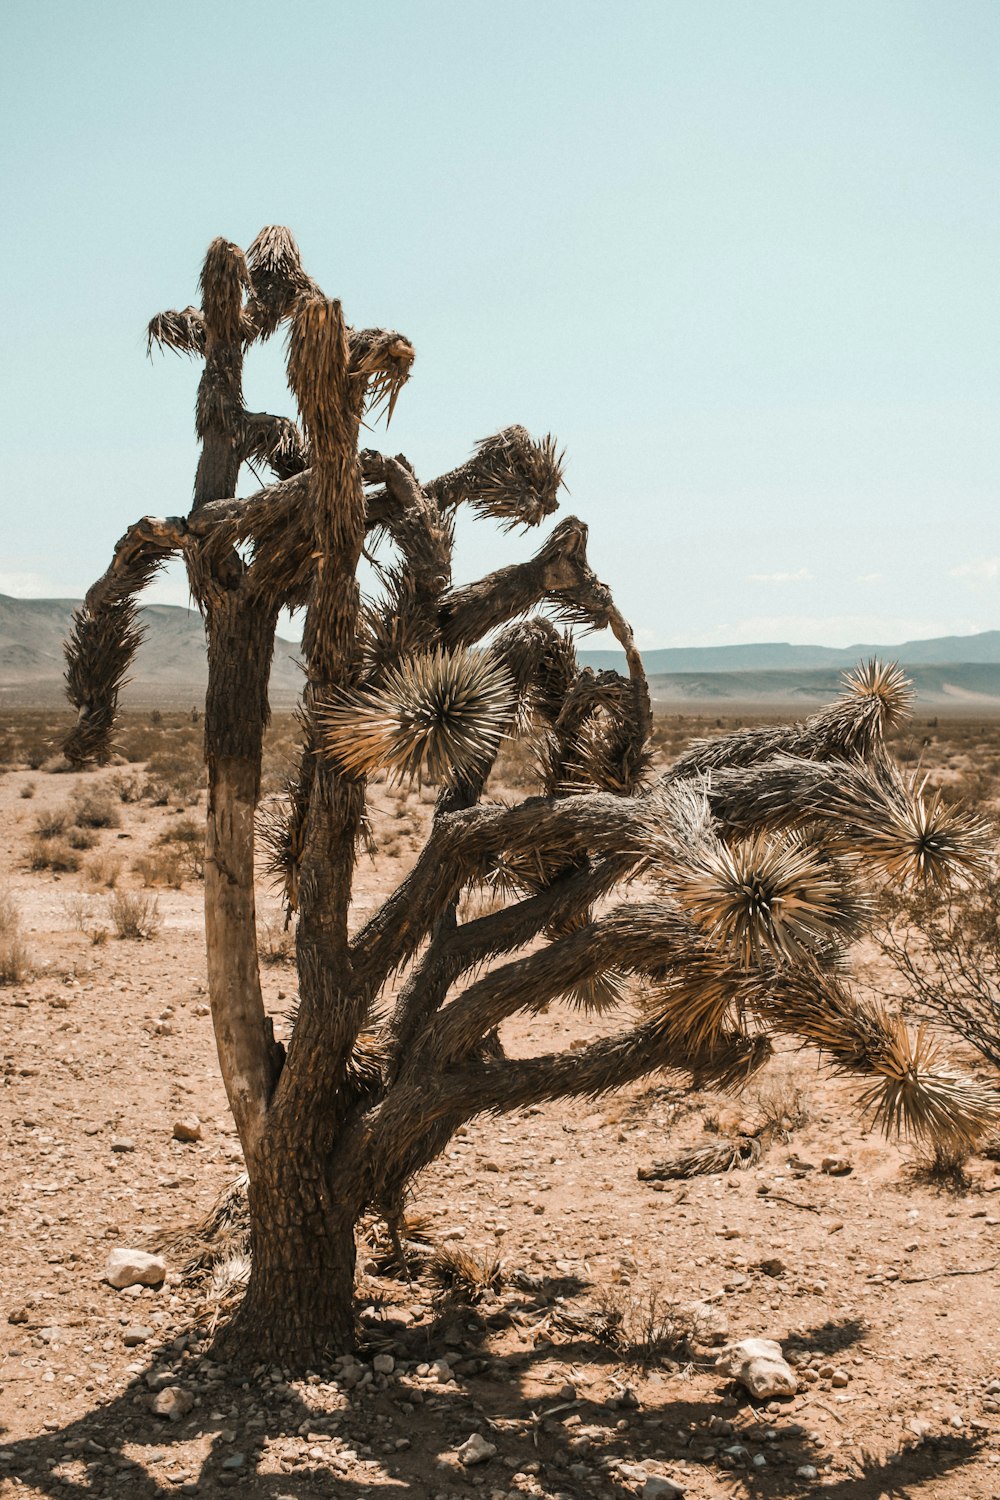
(949, 557, 1000, 581)
(0, 570, 72, 598)
(746, 567, 813, 584)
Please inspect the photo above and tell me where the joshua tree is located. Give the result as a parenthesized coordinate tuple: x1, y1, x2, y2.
(64, 228, 997, 1366)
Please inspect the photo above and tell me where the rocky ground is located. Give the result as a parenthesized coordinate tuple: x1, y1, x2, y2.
(2, 719, 1000, 1500)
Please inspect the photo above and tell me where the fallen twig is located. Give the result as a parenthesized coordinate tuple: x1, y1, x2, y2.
(899, 1262, 998, 1285)
(759, 1193, 822, 1214)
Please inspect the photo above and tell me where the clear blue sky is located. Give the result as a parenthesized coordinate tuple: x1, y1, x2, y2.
(3, 0, 999, 649)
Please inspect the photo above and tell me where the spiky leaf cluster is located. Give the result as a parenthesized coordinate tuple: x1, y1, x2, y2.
(319, 647, 516, 786)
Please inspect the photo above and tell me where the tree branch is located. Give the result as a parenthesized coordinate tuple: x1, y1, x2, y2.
(438, 517, 614, 647)
(63, 516, 188, 764)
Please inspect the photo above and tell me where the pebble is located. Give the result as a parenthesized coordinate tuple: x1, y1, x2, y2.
(111, 1138, 136, 1153)
(373, 1353, 395, 1375)
(152, 1386, 194, 1421)
(105, 1248, 167, 1289)
(796, 1465, 819, 1479)
(122, 1325, 154, 1346)
(173, 1116, 203, 1143)
(456, 1432, 497, 1466)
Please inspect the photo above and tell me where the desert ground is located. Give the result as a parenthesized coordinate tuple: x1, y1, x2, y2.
(2, 706, 1000, 1500)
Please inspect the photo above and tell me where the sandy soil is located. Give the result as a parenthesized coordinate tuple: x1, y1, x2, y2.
(2, 747, 1000, 1500)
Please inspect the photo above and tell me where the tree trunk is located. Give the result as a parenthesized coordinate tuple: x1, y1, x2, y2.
(218, 1128, 360, 1364)
(203, 594, 280, 1155)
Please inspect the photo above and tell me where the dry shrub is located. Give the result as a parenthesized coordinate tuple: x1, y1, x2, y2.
(32, 807, 69, 840)
(63, 893, 111, 945)
(144, 747, 205, 806)
(110, 890, 161, 940)
(908, 1142, 974, 1193)
(71, 788, 121, 828)
(111, 769, 147, 803)
(83, 851, 123, 889)
(157, 816, 204, 879)
(19, 781, 36, 799)
(134, 851, 186, 889)
(586, 1284, 693, 1365)
(751, 1068, 809, 1139)
(29, 836, 81, 873)
(67, 826, 98, 851)
(258, 912, 294, 965)
(0, 890, 30, 984)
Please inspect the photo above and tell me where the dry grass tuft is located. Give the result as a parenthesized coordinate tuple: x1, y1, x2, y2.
(429, 1243, 507, 1302)
(83, 850, 123, 889)
(109, 890, 162, 940)
(29, 836, 81, 872)
(0, 890, 30, 985)
(907, 1142, 975, 1193)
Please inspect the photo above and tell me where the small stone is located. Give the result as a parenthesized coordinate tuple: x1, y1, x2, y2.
(821, 1156, 852, 1176)
(457, 1432, 497, 1466)
(373, 1353, 395, 1375)
(642, 1478, 685, 1498)
(123, 1325, 154, 1346)
(173, 1117, 202, 1143)
(441, 1227, 466, 1241)
(111, 1138, 135, 1153)
(759, 1257, 786, 1278)
(152, 1386, 194, 1421)
(7, 1305, 31, 1325)
(221, 1453, 245, 1470)
(715, 1339, 797, 1399)
(796, 1465, 819, 1480)
(831, 1370, 849, 1388)
(557, 1382, 577, 1400)
(430, 1358, 452, 1382)
(105, 1248, 167, 1289)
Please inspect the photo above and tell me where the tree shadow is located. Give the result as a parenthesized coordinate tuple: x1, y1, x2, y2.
(0, 1309, 987, 1500)
(783, 1317, 869, 1360)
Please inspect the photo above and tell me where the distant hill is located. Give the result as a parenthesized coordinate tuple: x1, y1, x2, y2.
(3, 593, 1000, 708)
(643, 663, 1000, 708)
(0, 594, 303, 703)
(579, 632, 1000, 674)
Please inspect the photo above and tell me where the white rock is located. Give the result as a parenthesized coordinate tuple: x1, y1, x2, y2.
(152, 1386, 194, 1421)
(457, 1432, 497, 1466)
(104, 1248, 167, 1289)
(715, 1338, 797, 1399)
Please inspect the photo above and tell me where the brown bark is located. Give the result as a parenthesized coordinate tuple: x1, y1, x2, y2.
(218, 1128, 360, 1362)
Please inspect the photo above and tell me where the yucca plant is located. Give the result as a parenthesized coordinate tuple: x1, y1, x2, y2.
(63, 228, 997, 1367)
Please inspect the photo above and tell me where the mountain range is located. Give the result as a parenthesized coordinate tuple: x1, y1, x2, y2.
(3, 593, 1000, 708)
